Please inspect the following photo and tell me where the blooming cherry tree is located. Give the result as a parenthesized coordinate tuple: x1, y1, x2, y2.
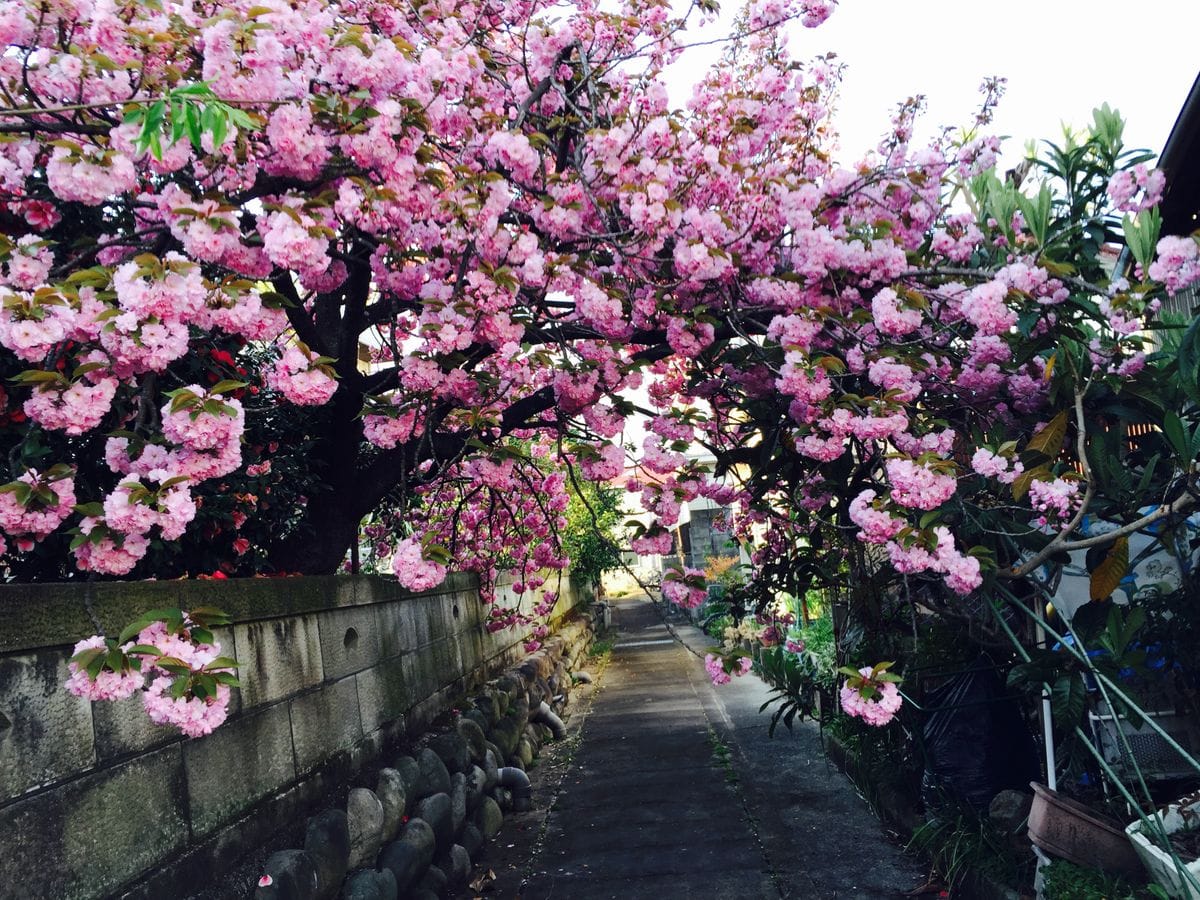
(1, 0, 1199, 732)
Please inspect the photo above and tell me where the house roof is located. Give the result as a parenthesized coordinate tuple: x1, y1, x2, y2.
(1159, 72, 1200, 237)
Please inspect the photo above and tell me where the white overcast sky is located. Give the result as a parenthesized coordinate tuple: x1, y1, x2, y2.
(666, 0, 1200, 165)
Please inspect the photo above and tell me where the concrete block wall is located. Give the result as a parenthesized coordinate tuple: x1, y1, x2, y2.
(0, 572, 589, 900)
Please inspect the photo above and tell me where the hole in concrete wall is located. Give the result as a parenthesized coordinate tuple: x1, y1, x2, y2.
(452, 604, 461, 620)
(343, 627, 359, 650)
(0, 710, 10, 733)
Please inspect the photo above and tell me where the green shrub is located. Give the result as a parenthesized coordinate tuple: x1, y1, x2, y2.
(1041, 859, 1162, 900)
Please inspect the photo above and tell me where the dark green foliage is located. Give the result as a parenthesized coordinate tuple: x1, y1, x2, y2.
(560, 479, 623, 586)
(1041, 859, 1165, 900)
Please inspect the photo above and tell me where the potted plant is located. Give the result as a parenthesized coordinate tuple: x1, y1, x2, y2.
(1027, 782, 1143, 876)
(1126, 790, 1200, 898)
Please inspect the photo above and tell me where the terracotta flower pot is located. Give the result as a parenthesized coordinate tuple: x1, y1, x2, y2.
(1027, 782, 1142, 876)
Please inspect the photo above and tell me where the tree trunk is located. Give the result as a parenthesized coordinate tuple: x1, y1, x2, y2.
(267, 491, 364, 574)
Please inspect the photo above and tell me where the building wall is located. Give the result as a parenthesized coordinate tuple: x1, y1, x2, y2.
(0, 572, 588, 900)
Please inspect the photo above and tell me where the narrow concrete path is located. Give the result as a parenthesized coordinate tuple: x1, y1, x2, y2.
(487, 594, 923, 899)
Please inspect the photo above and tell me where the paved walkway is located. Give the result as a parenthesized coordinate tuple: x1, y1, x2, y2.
(480, 594, 923, 899)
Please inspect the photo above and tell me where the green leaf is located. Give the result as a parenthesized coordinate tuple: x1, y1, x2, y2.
(1177, 315, 1200, 403)
(117, 608, 183, 644)
(85, 653, 107, 680)
(183, 103, 203, 151)
(70, 646, 104, 670)
(187, 606, 232, 626)
(1161, 411, 1192, 464)
(1050, 672, 1087, 729)
(209, 105, 228, 148)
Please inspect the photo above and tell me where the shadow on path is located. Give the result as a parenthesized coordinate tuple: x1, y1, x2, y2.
(478, 594, 924, 899)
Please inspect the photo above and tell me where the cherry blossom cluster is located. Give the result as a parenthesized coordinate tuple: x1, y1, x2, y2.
(705, 652, 754, 687)
(840, 664, 904, 728)
(65, 609, 238, 738)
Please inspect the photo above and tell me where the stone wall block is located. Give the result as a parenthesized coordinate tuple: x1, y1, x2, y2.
(290, 676, 362, 775)
(354, 656, 408, 734)
(236, 615, 323, 708)
(375, 597, 428, 658)
(317, 605, 382, 682)
(0, 648, 95, 803)
(0, 744, 187, 900)
(184, 702, 296, 837)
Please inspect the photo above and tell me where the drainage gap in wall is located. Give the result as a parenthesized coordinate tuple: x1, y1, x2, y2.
(344, 627, 359, 650)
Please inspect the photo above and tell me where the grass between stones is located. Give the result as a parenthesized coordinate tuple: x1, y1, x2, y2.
(708, 728, 738, 785)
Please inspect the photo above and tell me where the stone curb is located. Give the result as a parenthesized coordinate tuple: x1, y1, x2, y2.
(251, 613, 597, 900)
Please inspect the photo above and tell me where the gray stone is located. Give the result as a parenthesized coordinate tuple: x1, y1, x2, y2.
(474, 796, 503, 840)
(400, 636, 466, 701)
(482, 749, 500, 790)
(304, 808, 350, 900)
(414, 747, 451, 798)
(495, 675, 522, 699)
(189, 705, 300, 840)
(460, 823, 484, 859)
(428, 731, 471, 774)
(492, 785, 513, 811)
(450, 773, 468, 834)
(416, 864, 447, 896)
(439, 845, 471, 888)
(236, 613, 323, 707)
(346, 787, 385, 869)
(523, 724, 542, 753)
(989, 789, 1033, 835)
(378, 818, 436, 893)
(0, 743, 187, 899)
(290, 676, 363, 774)
(509, 694, 530, 724)
(489, 715, 522, 759)
(515, 736, 534, 769)
(461, 707, 490, 736)
(255, 849, 320, 900)
(465, 765, 486, 812)
(318, 604, 383, 681)
(457, 715, 490, 766)
(0, 649, 96, 803)
(355, 656, 408, 733)
(341, 868, 397, 900)
(392, 755, 419, 812)
(414, 792, 454, 849)
(376, 768, 407, 842)
(472, 690, 499, 721)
